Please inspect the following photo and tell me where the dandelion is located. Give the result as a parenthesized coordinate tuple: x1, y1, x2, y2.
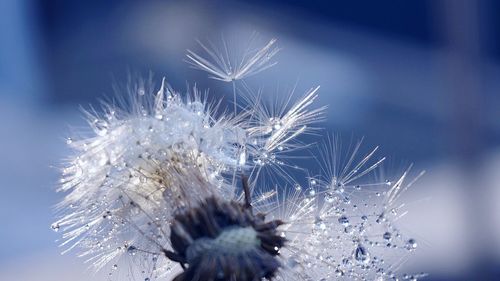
(186, 33, 280, 114)
(53, 74, 323, 279)
(53, 35, 425, 281)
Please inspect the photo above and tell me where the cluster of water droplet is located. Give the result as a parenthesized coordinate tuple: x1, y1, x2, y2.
(262, 141, 426, 281)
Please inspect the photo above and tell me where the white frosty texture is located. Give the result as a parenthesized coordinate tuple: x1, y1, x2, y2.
(52, 77, 324, 276)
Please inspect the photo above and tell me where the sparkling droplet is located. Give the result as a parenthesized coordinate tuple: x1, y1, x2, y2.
(314, 217, 327, 231)
(51, 223, 60, 232)
(93, 120, 109, 136)
(406, 238, 417, 250)
(324, 191, 335, 203)
(238, 150, 247, 166)
(354, 245, 370, 264)
(383, 232, 392, 241)
(344, 226, 354, 234)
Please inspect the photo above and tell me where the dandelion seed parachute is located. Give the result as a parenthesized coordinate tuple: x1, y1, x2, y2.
(241, 85, 327, 186)
(54, 78, 248, 270)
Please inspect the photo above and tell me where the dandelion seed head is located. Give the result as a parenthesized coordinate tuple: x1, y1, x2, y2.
(54, 79, 248, 270)
(53, 35, 424, 281)
(53, 75, 323, 278)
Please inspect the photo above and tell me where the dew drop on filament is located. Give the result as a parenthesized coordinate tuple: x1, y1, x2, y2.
(354, 245, 370, 264)
(51, 223, 60, 232)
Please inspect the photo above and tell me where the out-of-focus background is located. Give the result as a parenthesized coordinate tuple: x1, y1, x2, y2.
(1, 0, 499, 280)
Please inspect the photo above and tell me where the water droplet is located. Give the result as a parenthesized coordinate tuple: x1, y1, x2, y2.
(286, 256, 300, 268)
(103, 210, 112, 219)
(324, 191, 335, 203)
(406, 238, 417, 250)
(270, 117, 283, 130)
(342, 257, 352, 267)
(51, 223, 60, 232)
(305, 187, 316, 198)
(93, 120, 109, 136)
(344, 226, 354, 234)
(383, 232, 392, 241)
(338, 216, 349, 226)
(376, 213, 385, 223)
(314, 217, 326, 231)
(127, 245, 137, 256)
(325, 255, 334, 263)
(354, 245, 370, 264)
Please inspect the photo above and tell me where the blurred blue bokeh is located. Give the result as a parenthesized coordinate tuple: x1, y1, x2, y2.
(1, 0, 499, 280)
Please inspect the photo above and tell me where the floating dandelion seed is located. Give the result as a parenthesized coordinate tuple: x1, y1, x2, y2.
(53, 35, 425, 281)
(186, 33, 280, 114)
(186, 34, 280, 83)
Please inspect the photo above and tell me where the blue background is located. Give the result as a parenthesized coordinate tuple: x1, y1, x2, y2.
(1, 0, 499, 280)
